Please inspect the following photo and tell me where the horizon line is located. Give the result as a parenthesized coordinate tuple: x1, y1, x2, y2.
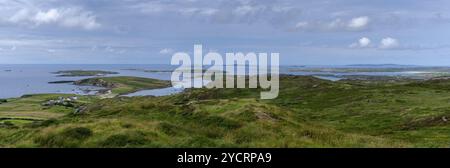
(0, 63, 442, 66)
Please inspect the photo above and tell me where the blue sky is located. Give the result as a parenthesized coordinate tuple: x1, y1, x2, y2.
(1, 0, 450, 65)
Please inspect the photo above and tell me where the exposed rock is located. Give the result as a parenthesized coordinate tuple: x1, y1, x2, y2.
(74, 106, 88, 115)
(97, 89, 112, 95)
(42, 96, 78, 107)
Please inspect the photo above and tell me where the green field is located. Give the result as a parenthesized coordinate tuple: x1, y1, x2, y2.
(2, 75, 450, 147)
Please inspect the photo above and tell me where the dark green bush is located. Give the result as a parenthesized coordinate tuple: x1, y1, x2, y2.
(178, 136, 217, 147)
(34, 134, 73, 147)
(0, 121, 18, 129)
(34, 127, 93, 147)
(61, 127, 93, 139)
(100, 132, 147, 147)
(26, 119, 58, 128)
(198, 115, 242, 130)
(158, 122, 181, 136)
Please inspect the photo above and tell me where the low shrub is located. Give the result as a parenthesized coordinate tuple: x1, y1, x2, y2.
(61, 127, 93, 139)
(158, 122, 181, 136)
(100, 132, 147, 147)
(198, 115, 242, 130)
(34, 127, 93, 147)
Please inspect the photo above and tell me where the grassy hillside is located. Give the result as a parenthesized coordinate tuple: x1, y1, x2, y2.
(181, 76, 450, 147)
(0, 96, 406, 147)
(2, 75, 450, 147)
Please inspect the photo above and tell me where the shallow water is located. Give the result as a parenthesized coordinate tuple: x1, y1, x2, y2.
(124, 87, 184, 97)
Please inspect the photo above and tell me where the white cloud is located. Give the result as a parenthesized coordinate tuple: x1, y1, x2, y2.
(199, 8, 218, 16)
(330, 16, 370, 30)
(359, 37, 371, 47)
(178, 8, 219, 17)
(132, 1, 165, 14)
(380, 37, 399, 49)
(350, 37, 371, 48)
(159, 48, 174, 55)
(9, 9, 32, 23)
(233, 5, 265, 16)
(133, 1, 220, 17)
(294, 16, 370, 32)
(131, 1, 299, 25)
(327, 18, 345, 29)
(294, 21, 309, 30)
(7, 7, 100, 30)
(350, 37, 401, 49)
(34, 9, 61, 24)
(105, 46, 115, 52)
(46, 49, 56, 53)
(271, 6, 294, 13)
(348, 16, 369, 30)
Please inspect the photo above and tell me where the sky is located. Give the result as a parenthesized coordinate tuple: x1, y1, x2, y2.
(1, 0, 450, 65)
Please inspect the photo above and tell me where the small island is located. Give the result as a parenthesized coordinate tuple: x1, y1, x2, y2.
(74, 76, 172, 97)
(53, 70, 119, 77)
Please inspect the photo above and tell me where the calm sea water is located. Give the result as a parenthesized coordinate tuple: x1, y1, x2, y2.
(0, 64, 175, 99)
(0, 64, 435, 99)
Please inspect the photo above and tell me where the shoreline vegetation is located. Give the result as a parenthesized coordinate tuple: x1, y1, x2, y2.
(3, 74, 450, 147)
(52, 70, 119, 77)
(73, 76, 171, 98)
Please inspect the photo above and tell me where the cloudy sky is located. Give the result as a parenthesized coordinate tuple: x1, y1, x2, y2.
(1, 0, 450, 65)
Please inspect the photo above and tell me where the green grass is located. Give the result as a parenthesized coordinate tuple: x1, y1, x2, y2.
(0, 97, 404, 147)
(3, 75, 450, 147)
(0, 94, 97, 127)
